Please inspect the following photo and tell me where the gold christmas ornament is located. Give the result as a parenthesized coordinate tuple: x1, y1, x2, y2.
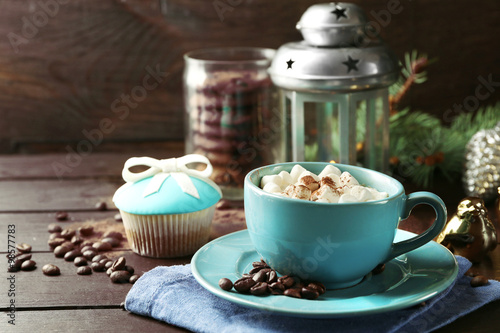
(436, 197, 497, 263)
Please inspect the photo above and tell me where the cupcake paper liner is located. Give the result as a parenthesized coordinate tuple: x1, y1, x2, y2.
(120, 206, 216, 258)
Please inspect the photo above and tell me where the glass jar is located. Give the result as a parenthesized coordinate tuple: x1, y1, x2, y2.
(183, 47, 282, 200)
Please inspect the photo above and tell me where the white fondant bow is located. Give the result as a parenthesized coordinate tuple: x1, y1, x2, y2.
(122, 154, 213, 199)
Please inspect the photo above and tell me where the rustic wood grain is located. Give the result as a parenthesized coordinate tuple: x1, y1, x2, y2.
(0, 308, 187, 332)
(0, 179, 120, 212)
(0, 0, 498, 153)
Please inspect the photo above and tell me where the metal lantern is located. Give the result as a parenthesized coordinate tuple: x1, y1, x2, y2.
(269, 2, 399, 172)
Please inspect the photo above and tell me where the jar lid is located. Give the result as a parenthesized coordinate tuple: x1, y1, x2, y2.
(113, 155, 221, 215)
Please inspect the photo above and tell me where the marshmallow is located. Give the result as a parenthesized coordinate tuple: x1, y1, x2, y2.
(318, 164, 341, 178)
(340, 171, 359, 187)
(290, 165, 307, 183)
(263, 182, 282, 194)
(338, 194, 359, 203)
(320, 175, 341, 189)
(283, 184, 311, 200)
(311, 185, 340, 203)
(278, 171, 293, 188)
(345, 185, 374, 202)
(261, 174, 282, 189)
(298, 174, 320, 192)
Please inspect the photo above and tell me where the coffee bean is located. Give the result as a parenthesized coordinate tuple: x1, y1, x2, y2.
(250, 282, 269, 296)
(103, 231, 124, 241)
(91, 262, 106, 272)
(372, 263, 385, 275)
(16, 243, 32, 253)
(266, 270, 278, 284)
(92, 254, 108, 263)
(307, 282, 326, 295)
(48, 223, 63, 233)
(110, 270, 131, 283)
(95, 201, 107, 211)
(129, 274, 140, 284)
(252, 259, 269, 269)
(80, 245, 94, 253)
(42, 264, 60, 276)
(55, 211, 68, 221)
(104, 261, 114, 269)
(125, 265, 134, 275)
(78, 225, 94, 237)
(77, 266, 92, 275)
(301, 287, 320, 300)
(234, 277, 256, 293)
(269, 282, 285, 295)
(60, 229, 75, 240)
(80, 240, 94, 247)
(219, 278, 233, 291)
(106, 267, 114, 276)
(16, 253, 32, 262)
(280, 276, 295, 289)
(7, 258, 23, 272)
(54, 245, 72, 258)
(48, 238, 67, 249)
(71, 235, 84, 245)
(60, 242, 75, 250)
(82, 249, 98, 260)
(49, 232, 61, 240)
(471, 275, 489, 287)
(252, 270, 268, 282)
(93, 241, 112, 252)
(249, 266, 265, 275)
(101, 237, 120, 247)
(111, 257, 126, 271)
(74, 257, 88, 267)
(64, 249, 82, 262)
(21, 259, 37, 271)
(284, 288, 302, 298)
(114, 213, 122, 222)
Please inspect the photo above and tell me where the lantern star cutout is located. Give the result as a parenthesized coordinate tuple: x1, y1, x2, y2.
(331, 6, 347, 20)
(286, 59, 295, 69)
(342, 56, 359, 73)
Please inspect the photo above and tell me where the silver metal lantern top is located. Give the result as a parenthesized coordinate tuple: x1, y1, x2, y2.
(269, 2, 399, 91)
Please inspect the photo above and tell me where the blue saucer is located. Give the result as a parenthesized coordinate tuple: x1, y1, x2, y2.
(191, 229, 458, 318)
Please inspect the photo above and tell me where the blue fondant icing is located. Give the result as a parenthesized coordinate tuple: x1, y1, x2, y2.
(113, 175, 221, 215)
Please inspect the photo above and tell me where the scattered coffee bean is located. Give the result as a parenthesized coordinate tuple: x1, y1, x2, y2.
(7, 259, 23, 272)
(101, 237, 120, 247)
(42, 264, 60, 276)
(125, 265, 134, 275)
(64, 249, 82, 262)
(372, 263, 385, 275)
(80, 240, 94, 247)
(103, 231, 123, 241)
(74, 257, 88, 267)
(301, 287, 320, 300)
(71, 235, 84, 245)
(470, 275, 489, 287)
(82, 249, 98, 260)
(129, 274, 140, 284)
(283, 288, 302, 298)
(280, 276, 295, 289)
(60, 241, 75, 250)
(111, 257, 126, 271)
(104, 261, 114, 269)
(55, 211, 68, 221)
(92, 254, 108, 263)
(60, 229, 75, 240)
(234, 277, 256, 293)
(21, 259, 37, 271)
(77, 266, 92, 275)
(110, 270, 131, 283)
(16, 253, 32, 262)
(78, 225, 94, 237)
(106, 267, 114, 276)
(219, 278, 233, 291)
(49, 232, 62, 240)
(48, 238, 67, 248)
(307, 282, 326, 295)
(266, 270, 278, 284)
(91, 262, 106, 272)
(80, 245, 94, 253)
(54, 245, 72, 258)
(16, 243, 32, 253)
(250, 282, 269, 296)
(252, 270, 268, 283)
(95, 201, 107, 211)
(269, 282, 285, 295)
(114, 213, 122, 222)
(48, 223, 63, 233)
(93, 241, 112, 252)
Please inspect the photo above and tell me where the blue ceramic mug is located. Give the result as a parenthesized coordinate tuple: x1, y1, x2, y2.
(244, 162, 447, 289)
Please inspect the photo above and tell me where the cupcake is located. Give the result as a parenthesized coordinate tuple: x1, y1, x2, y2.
(112, 154, 221, 258)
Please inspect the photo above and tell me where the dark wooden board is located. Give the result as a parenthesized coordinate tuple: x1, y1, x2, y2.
(0, 179, 120, 212)
(0, 308, 187, 332)
(0, 251, 190, 309)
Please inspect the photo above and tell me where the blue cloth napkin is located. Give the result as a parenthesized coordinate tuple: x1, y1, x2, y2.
(125, 256, 500, 333)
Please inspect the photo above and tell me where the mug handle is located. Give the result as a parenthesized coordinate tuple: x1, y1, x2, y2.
(384, 192, 447, 262)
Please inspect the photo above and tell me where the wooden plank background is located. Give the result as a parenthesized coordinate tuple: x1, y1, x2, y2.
(0, 0, 499, 153)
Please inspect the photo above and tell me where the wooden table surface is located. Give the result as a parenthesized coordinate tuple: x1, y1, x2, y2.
(1, 152, 499, 332)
